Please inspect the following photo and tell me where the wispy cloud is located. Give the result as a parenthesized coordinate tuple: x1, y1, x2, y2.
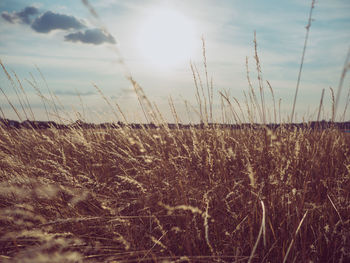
(54, 90, 95, 96)
(111, 87, 136, 101)
(1, 6, 39, 24)
(31, 11, 85, 33)
(64, 28, 116, 45)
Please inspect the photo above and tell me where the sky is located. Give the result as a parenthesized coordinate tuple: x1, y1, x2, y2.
(0, 0, 349, 123)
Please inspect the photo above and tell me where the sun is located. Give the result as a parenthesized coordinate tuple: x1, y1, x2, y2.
(136, 7, 197, 69)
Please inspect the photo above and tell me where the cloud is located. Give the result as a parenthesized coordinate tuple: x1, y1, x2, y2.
(64, 28, 116, 45)
(54, 90, 95, 96)
(1, 7, 115, 46)
(31, 11, 85, 33)
(110, 87, 136, 100)
(119, 87, 136, 98)
(120, 87, 134, 94)
(1, 6, 39, 24)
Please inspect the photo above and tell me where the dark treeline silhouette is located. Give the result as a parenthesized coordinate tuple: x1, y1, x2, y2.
(1, 118, 350, 131)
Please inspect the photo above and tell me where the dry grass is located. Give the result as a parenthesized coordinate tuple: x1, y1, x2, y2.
(0, 123, 349, 262)
(1, 1, 350, 261)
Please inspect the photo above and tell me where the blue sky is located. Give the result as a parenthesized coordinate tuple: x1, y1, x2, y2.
(0, 0, 349, 123)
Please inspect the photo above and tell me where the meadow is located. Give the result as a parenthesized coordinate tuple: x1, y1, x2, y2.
(0, 114, 350, 262)
(1, 1, 350, 262)
(1, 54, 350, 263)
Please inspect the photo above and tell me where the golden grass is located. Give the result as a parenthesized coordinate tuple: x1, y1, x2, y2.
(1, 1, 350, 262)
(0, 124, 349, 262)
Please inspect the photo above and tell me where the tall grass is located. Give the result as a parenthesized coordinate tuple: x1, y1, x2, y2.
(0, 0, 350, 262)
(0, 114, 349, 262)
(290, 0, 315, 123)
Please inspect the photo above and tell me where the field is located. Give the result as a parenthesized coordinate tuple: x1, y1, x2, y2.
(0, 123, 350, 262)
(1, 1, 350, 262)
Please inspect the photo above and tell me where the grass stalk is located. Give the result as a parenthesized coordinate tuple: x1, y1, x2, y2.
(316, 88, 325, 122)
(248, 200, 266, 263)
(334, 47, 350, 121)
(291, 0, 315, 122)
(282, 211, 308, 263)
(254, 31, 266, 124)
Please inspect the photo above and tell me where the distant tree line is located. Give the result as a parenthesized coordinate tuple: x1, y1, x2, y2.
(1, 118, 350, 130)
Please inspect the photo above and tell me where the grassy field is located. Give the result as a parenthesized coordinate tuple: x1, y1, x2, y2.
(1, 45, 350, 263)
(0, 122, 350, 262)
(1, 1, 350, 262)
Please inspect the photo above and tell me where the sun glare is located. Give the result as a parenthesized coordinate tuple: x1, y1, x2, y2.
(136, 7, 197, 69)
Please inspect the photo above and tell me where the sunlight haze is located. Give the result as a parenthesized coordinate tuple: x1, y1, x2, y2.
(0, 0, 349, 123)
(136, 7, 198, 69)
